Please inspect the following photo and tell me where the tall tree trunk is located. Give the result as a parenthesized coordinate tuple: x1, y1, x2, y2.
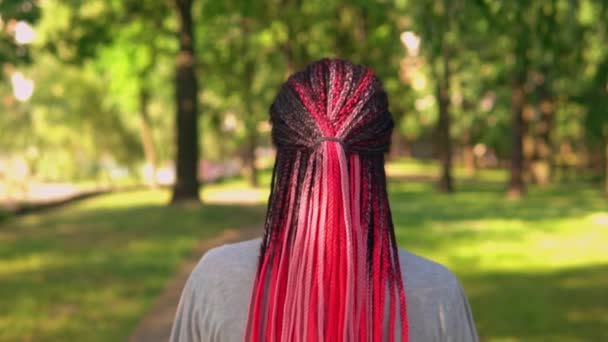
(402, 138, 412, 158)
(532, 82, 554, 187)
(604, 134, 608, 195)
(245, 126, 258, 187)
(240, 18, 258, 188)
(243, 82, 258, 188)
(278, 0, 304, 76)
(138, 87, 158, 187)
(389, 111, 405, 160)
(507, 74, 526, 198)
(530, 0, 556, 187)
(171, 0, 200, 204)
(463, 145, 476, 177)
(390, 130, 403, 160)
(462, 132, 476, 177)
(436, 46, 454, 193)
(506, 6, 529, 199)
(522, 108, 535, 183)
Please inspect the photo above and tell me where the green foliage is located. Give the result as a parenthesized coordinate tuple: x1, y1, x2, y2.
(2, 0, 608, 187)
(0, 54, 142, 181)
(18, 0, 180, 180)
(580, 1, 608, 145)
(0, 0, 40, 69)
(0, 207, 10, 223)
(37, 0, 172, 64)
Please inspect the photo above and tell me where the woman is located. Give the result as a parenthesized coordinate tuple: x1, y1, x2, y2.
(170, 58, 479, 342)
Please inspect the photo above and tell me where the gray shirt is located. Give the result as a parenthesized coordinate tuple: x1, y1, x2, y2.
(170, 237, 479, 342)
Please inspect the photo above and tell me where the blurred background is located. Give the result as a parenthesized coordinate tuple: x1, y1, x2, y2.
(1, 0, 607, 341)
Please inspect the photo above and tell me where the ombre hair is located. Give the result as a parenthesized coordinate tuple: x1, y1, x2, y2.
(245, 58, 409, 342)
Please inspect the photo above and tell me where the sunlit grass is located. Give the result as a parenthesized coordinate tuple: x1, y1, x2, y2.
(385, 156, 509, 182)
(0, 181, 267, 342)
(201, 169, 272, 204)
(385, 158, 438, 176)
(388, 161, 608, 341)
(1, 159, 606, 341)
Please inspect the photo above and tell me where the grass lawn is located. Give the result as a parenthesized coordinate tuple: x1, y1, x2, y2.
(1, 159, 607, 341)
(0, 182, 267, 342)
(388, 162, 608, 342)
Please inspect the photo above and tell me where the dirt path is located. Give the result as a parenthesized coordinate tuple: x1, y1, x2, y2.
(1, 185, 146, 217)
(128, 226, 262, 342)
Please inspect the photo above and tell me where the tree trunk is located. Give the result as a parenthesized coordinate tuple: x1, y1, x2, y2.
(522, 108, 534, 183)
(463, 144, 476, 177)
(506, 6, 529, 199)
(604, 136, 608, 195)
(531, 80, 554, 187)
(280, 0, 306, 77)
(390, 129, 403, 160)
(171, 0, 200, 204)
(402, 138, 412, 158)
(138, 87, 158, 187)
(240, 18, 258, 188)
(507, 75, 526, 199)
(245, 127, 258, 187)
(436, 46, 454, 193)
(462, 132, 476, 177)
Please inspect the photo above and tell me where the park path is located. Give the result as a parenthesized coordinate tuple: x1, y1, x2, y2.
(1, 184, 146, 216)
(128, 225, 262, 342)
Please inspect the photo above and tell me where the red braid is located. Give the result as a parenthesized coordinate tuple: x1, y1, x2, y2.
(245, 58, 409, 342)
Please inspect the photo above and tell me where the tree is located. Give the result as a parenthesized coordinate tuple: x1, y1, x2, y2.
(171, 0, 200, 203)
(473, 1, 537, 198)
(196, 1, 287, 187)
(0, 54, 142, 181)
(404, 0, 463, 193)
(38, 0, 201, 203)
(508, 33, 527, 198)
(0, 0, 40, 70)
(581, 1, 608, 194)
(93, 13, 177, 188)
(524, 0, 586, 187)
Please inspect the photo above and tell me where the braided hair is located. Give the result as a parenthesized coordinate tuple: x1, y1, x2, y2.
(245, 58, 409, 342)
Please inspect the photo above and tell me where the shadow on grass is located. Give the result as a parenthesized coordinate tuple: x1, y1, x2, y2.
(387, 177, 608, 341)
(388, 178, 607, 228)
(463, 264, 608, 341)
(0, 208, 10, 224)
(1, 168, 606, 341)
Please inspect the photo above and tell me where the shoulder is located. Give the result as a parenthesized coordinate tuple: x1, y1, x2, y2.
(190, 242, 461, 294)
(195, 237, 262, 268)
(397, 249, 479, 341)
(170, 238, 263, 341)
(182, 238, 262, 328)
(397, 248, 461, 292)
(187, 237, 262, 291)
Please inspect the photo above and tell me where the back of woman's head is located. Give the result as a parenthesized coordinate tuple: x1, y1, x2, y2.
(269, 58, 393, 153)
(245, 58, 409, 342)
